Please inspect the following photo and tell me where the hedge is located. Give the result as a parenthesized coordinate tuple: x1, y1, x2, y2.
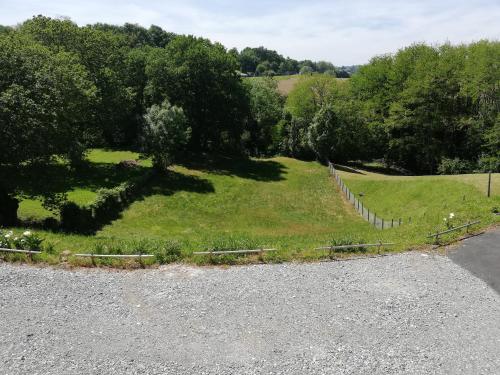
(61, 171, 153, 233)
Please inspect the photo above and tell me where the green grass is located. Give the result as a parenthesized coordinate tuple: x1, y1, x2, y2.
(17, 149, 149, 221)
(4, 151, 499, 267)
(337, 166, 499, 244)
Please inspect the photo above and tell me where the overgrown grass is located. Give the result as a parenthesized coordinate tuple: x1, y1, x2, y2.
(4, 151, 499, 268)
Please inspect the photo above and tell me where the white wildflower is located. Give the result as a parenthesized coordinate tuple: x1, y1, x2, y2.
(23, 231, 31, 236)
(4, 233, 11, 239)
(449, 213, 455, 219)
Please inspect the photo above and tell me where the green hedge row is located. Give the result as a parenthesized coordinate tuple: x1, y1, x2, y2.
(60, 172, 153, 233)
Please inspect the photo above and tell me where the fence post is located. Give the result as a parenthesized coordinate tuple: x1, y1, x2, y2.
(382, 219, 384, 230)
(399, 218, 402, 226)
(487, 171, 492, 198)
(367, 209, 370, 221)
(373, 213, 377, 226)
(391, 219, 394, 228)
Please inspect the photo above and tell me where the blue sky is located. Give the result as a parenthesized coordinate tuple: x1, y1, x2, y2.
(0, 0, 499, 65)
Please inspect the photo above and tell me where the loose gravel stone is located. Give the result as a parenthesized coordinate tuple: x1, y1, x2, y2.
(1, 253, 500, 374)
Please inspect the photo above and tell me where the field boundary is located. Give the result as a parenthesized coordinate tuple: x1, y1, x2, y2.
(328, 162, 402, 230)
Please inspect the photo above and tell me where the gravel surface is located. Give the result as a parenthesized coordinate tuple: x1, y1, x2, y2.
(1, 253, 500, 375)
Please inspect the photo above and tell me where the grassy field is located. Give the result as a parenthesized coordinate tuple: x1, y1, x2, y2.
(336, 165, 499, 244)
(247, 75, 348, 95)
(3, 150, 499, 267)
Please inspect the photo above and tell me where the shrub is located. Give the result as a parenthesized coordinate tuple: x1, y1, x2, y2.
(154, 240, 182, 264)
(477, 156, 500, 173)
(142, 99, 191, 171)
(0, 229, 13, 248)
(437, 158, 474, 175)
(9, 230, 43, 251)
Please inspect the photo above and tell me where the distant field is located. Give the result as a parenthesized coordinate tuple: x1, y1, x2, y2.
(247, 75, 349, 95)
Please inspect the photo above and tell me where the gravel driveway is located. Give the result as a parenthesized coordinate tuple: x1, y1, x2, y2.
(1, 253, 500, 375)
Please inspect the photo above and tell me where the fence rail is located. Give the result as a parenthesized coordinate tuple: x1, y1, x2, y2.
(193, 248, 277, 255)
(0, 248, 42, 255)
(328, 162, 403, 230)
(427, 220, 481, 243)
(315, 243, 396, 251)
(73, 253, 155, 259)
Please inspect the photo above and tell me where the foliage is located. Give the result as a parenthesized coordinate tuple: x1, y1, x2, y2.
(0, 32, 96, 166)
(145, 35, 249, 152)
(142, 100, 190, 171)
(243, 78, 284, 155)
(437, 158, 474, 175)
(61, 170, 153, 233)
(0, 230, 43, 251)
(153, 240, 182, 264)
(350, 41, 500, 174)
(285, 75, 338, 124)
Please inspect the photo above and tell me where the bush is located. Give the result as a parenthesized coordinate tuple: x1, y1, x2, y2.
(477, 156, 500, 173)
(142, 100, 190, 171)
(154, 240, 182, 264)
(0, 230, 43, 251)
(437, 158, 474, 175)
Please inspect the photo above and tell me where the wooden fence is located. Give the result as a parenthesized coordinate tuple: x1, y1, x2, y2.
(427, 220, 481, 244)
(328, 162, 403, 230)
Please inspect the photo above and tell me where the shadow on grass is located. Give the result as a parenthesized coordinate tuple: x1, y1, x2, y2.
(333, 164, 366, 175)
(138, 170, 215, 198)
(180, 154, 288, 182)
(6, 162, 215, 234)
(346, 162, 410, 176)
(4, 162, 149, 199)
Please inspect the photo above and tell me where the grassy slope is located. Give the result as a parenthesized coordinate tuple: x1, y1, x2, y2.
(96, 157, 375, 249)
(337, 167, 500, 244)
(17, 149, 148, 220)
(34, 156, 379, 261)
(8, 150, 499, 266)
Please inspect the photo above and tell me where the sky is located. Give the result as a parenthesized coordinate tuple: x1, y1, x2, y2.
(0, 0, 499, 65)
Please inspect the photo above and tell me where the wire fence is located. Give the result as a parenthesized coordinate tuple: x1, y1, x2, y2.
(328, 162, 403, 230)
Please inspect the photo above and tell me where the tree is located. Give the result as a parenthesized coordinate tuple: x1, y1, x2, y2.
(308, 101, 365, 163)
(0, 32, 96, 224)
(244, 78, 284, 155)
(299, 66, 314, 75)
(142, 100, 191, 171)
(285, 75, 337, 123)
(145, 35, 249, 152)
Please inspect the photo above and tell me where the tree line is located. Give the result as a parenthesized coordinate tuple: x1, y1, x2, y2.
(232, 46, 357, 77)
(279, 42, 499, 175)
(0, 16, 498, 225)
